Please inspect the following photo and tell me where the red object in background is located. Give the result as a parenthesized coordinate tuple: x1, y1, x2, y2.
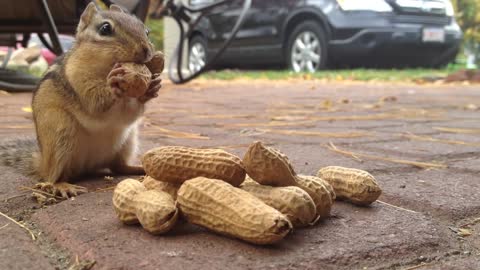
(40, 48, 56, 65)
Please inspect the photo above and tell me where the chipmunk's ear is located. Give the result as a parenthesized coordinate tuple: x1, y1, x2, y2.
(77, 2, 98, 33)
(109, 4, 125, 13)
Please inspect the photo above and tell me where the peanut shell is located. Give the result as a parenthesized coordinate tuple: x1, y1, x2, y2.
(134, 190, 178, 234)
(295, 175, 333, 219)
(243, 141, 297, 186)
(318, 177, 336, 200)
(317, 166, 382, 206)
(240, 177, 317, 227)
(145, 51, 165, 74)
(112, 178, 146, 224)
(177, 177, 292, 245)
(118, 63, 152, 98)
(143, 176, 180, 200)
(142, 146, 246, 187)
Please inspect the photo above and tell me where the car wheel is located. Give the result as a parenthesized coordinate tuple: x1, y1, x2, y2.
(287, 21, 328, 72)
(188, 35, 208, 74)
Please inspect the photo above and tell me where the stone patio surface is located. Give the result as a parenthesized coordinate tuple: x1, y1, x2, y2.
(0, 80, 479, 269)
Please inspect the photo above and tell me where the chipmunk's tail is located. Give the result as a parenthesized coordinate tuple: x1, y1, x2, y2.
(0, 138, 40, 180)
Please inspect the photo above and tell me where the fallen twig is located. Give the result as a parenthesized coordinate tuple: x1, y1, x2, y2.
(18, 186, 63, 200)
(259, 128, 370, 138)
(94, 186, 116, 193)
(3, 192, 29, 202)
(0, 211, 36, 240)
(402, 132, 480, 146)
(433, 127, 480, 134)
(460, 217, 480, 228)
(326, 142, 447, 169)
(67, 255, 96, 270)
(376, 200, 419, 214)
(403, 262, 435, 270)
(142, 126, 209, 140)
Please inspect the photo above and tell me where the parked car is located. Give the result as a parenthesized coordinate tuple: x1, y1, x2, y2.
(188, 0, 462, 73)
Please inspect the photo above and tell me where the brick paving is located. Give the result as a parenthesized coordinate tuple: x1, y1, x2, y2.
(0, 80, 479, 269)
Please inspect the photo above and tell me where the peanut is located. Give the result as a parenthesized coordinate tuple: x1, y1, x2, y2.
(112, 178, 146, 224)
(319, 177, 336, 200)
(317, 166, 382, 206)
(243, 141, 297, 186)
(112, 179, 178, 234)
(118, 63, 152, 98)
(177, 177, 292, 245)
(134, 190, 178, 234)
(142, 146, 246, 187)
(143, 176, 180, 200)
(294, 175, 334, 219)
(145, 51, 165, 74)
(240, 177, 317, 227)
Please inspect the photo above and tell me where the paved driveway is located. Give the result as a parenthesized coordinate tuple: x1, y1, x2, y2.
(1, 80, 479, 269)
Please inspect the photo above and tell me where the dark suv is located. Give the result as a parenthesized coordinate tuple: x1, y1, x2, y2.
(188, 0, 462, 73)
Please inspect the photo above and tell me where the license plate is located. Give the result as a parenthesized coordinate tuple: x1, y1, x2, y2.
(422, 28, 445, 43)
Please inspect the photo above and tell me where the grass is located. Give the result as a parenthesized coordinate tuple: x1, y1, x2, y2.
(200, 61, 465, 82)
(146, 18, 164, 51)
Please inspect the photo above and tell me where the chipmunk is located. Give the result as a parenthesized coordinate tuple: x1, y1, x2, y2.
(0, 2, 162, 198)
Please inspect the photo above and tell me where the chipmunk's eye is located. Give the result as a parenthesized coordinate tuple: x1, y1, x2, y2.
(98, 22, 113, 36)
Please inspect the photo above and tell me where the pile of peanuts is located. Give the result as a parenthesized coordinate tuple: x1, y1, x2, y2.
(113, 141, 382, 245)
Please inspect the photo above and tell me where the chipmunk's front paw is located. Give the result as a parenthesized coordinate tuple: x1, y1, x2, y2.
(138, 73, 162, 103)
(35, 182, 88, 199)
(107, 63, 127, 98)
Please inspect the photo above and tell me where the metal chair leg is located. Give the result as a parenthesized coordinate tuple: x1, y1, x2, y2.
(37, 0, 63, 55)
(1, 47, 13, 69)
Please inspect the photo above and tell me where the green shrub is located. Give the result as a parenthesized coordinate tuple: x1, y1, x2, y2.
(146, 19, 164, 51)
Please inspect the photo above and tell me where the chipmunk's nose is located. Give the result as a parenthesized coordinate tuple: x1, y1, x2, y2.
(136, 45, 153, 63)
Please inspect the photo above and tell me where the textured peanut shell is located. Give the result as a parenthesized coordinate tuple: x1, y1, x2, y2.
(177, 177, 292, 245)
(294, 175, 333, 219)
(318, 177, 336, 200)
(240, 177, 317, 227)
(317, 166, 382, 206)
(243, 141, 297, 186)
(142, 146, 246, 187)
(112, 179, 146, 224)
(134, 190, 178, 234)
(145, 51, 165, 74)
(118, 63, 152, 98)
(143, 176, 180, 200)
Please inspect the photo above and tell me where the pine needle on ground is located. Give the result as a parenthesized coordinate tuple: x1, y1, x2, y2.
(326, 142, 447, 169)
(0, 211, 36, 240)
(376, 200, 419, 214)
(401, 133, 480, 146)
(433, 127, 480, 134)
(259, 128, 370, 138)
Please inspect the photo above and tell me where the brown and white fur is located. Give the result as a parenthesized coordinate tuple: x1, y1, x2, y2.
(19, 3, 161, 198)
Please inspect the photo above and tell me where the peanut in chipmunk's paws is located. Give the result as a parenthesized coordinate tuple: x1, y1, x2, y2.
(138, 73, 162, 103)
(35, 182, 88, 199)
(107, 63, 127, 98)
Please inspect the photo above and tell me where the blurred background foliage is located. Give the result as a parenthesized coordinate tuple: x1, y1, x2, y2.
(146, 19, 164, 51)
(452, 0, 480, 67)
(452, 0, 480, 43)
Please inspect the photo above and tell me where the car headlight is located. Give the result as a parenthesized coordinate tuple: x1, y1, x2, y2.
(337, 0, 393, 12)
(445, 0, 455, 17)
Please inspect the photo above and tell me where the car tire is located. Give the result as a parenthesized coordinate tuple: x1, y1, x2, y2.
(432, 47, 460, 68)
(188, 35, 208, 74)
(287, 20, 328, 72)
